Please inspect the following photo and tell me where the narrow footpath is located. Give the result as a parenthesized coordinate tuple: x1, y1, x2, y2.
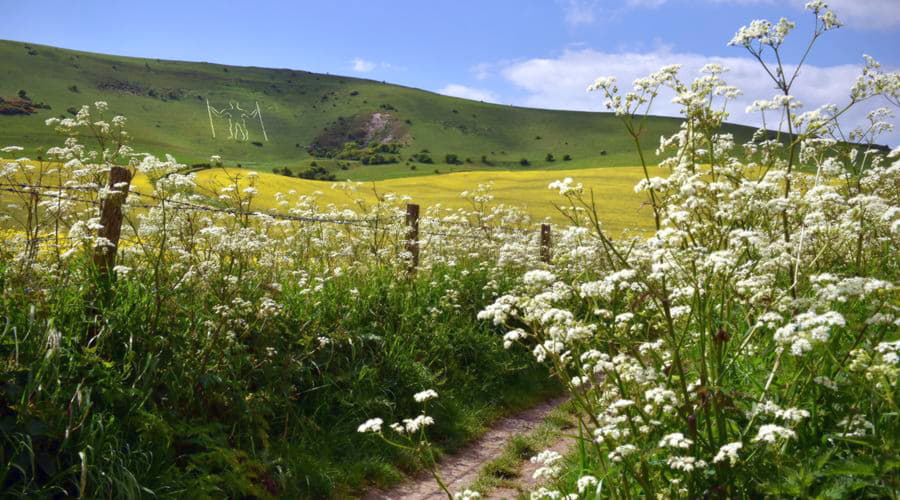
(363, 395, 573, 500)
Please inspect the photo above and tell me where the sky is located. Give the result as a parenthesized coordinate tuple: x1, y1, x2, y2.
(3, 0, 899, 144)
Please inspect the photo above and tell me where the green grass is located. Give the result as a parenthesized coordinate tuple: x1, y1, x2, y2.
(467, 401, 578, 497)
(0, 39, 760, 181)
(0, 259, 560, 498)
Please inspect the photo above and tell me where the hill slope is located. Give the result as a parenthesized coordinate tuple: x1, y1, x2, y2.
(0, 39, 757, 180)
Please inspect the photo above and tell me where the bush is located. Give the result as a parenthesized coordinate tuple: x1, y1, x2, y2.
(519, 158, 530, 166)
(563, 154, 572, 161)
(68, 84, 79, 93)
(297, 164, 336, 180)
(545, 153, 555, 162)
(411, 151, 434, 164)
(445, 153, 462, 165)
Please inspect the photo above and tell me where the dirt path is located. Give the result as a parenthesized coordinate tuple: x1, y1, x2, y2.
(363, 395, 569, 500)
(486, 434, 576, 499)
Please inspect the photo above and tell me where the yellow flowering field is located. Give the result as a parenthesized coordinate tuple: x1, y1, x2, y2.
(187, 166, 662, 233)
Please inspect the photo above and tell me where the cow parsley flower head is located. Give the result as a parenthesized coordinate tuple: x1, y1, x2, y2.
(753, 424, 796, 443)
(659, 432, 693, 449)
(549, 177, 583, 195)
(587, 76, 617, 92)
(667, 456, 707, 472)
(530, 450, 564, 480)
(577, 475, 599, 494)
(713, 442, 743, 465)
(414, 389, 439, 403)
(402, 414, 435, 433)
(357, 418, 383, 433)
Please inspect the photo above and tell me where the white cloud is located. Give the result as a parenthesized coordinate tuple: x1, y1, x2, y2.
(351, 58, 400, 73)
(471, 62, 493, 81)
(821, 0, 900, 30)
(626, 0, 667, 7)
(437, 84, 498, 102)
(559, 0, 671, 26)
(562, 0, 900, 30)
(501, 47, 898, 144)
(709, 0, 900, 30)
(352, 58, 377, 72)
(560, 0, 599, 26)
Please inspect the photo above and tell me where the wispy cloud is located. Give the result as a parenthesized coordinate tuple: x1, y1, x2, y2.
(437, 84, 498, 102)
(562, 0, 900, 30)
(351, 58, 398, 73)
(559, 0, 671, 26)
(470, 62, 493, 81)
(710, 0, 900, 30)
(817, 0, 900, 30)
(559, 0, 599, 26)
(352, 58, 376, 72)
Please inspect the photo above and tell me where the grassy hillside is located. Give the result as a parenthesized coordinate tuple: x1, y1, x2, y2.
(0, 39, 759, 181)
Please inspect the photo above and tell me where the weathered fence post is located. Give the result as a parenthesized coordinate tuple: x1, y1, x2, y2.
(540, 223, 552, 264)
(406, 203, 420, 274)
(92, 165, 133, 276)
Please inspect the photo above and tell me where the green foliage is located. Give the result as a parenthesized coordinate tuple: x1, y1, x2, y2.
(411, 151, 434, 164)
(0, 265, 557, 498)
(297, 164, 335, 180)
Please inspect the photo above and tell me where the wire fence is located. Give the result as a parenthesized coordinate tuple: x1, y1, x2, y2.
(0, 181, 554, 263)
(1, 181, 543, 235)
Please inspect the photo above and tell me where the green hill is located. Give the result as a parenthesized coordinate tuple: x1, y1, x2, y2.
(0, 39, 758, 181)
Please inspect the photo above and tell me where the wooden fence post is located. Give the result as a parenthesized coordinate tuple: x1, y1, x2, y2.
(406, 203, 420, 274)
(92, 165, 133, 276)
(540, 223, 552, 264)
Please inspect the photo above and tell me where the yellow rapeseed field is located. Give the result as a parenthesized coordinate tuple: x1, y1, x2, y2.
(2, 164, 661, 233)
(190, 166, 662, 233)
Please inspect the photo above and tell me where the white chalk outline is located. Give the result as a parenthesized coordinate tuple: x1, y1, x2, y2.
(206, 99, 269, 142)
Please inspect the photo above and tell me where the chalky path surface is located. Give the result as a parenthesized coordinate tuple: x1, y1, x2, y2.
(363, 395, 569, 500)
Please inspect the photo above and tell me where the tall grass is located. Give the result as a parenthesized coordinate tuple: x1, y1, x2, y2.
(0, 109, 561, 497)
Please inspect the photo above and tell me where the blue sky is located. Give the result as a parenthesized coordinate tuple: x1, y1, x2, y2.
(3, 0, 899, 143)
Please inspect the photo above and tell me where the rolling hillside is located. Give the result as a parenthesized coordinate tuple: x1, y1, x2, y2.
(0, 39, 758, 181)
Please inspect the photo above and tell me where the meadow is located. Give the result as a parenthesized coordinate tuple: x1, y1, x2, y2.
(1, 3, 899, 499)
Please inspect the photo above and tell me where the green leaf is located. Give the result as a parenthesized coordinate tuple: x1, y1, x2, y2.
(822, 458, 877, 477)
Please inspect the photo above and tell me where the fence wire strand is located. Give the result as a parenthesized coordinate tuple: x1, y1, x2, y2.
(1, 181, 548, 241)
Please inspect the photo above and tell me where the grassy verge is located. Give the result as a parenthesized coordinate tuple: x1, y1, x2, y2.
(0, 261, 559, 498)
